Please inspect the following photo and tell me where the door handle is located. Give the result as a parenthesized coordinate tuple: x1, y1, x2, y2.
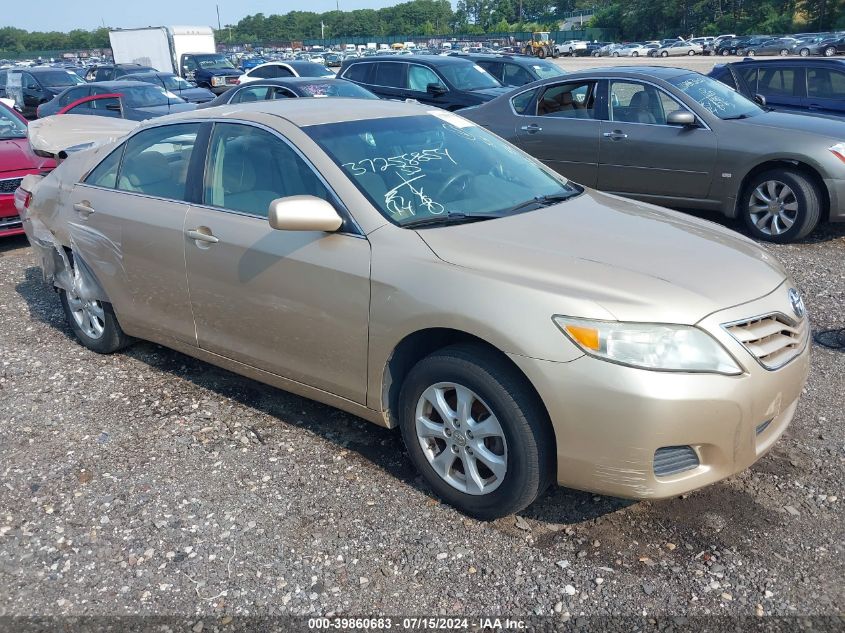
(186, 229, 219, 244)
(520, 124, 543, 133)
(603, 131, 628, 140)
(73, 202, 95, 217)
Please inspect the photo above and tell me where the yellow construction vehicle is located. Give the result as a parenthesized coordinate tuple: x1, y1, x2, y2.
(522, 32, 559, 59)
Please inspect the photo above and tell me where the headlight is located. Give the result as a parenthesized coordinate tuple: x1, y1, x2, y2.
(210, 76, 224, 87)
(553, 316, 742, 375)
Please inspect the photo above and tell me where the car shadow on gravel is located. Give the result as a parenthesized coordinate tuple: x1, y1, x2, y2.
(0, 234, 29, 255)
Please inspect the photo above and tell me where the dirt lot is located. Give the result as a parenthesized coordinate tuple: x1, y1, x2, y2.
(0, 207, 843, 623)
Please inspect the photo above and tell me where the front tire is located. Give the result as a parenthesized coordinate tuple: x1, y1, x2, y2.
(688, 50, 696, 56)
(661, 51, 669, 57)
(799, 48, 810, 57)
(60, 288, 130, 354)
(779, 49, 789, 56)
(398, 345, 554, 520)
(742, 169, 822, 243)
(824, 46, 836, 57)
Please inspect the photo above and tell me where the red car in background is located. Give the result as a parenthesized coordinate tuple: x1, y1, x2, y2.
(0, 101, 53, 237)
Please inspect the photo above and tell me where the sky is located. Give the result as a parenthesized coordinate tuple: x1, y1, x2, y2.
(8, 0, 423, 32)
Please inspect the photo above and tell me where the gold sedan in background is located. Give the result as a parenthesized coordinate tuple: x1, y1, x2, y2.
(17, 101, 809, 518)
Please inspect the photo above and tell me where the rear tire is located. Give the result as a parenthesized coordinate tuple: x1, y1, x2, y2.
(688, 50, 695, 56)
(779, 49, 789, 56)
(799, 48, 810, 57)
(60, 288, 130, 354)
(661, 51, 668, 57)
(398, 344, 554, 520)
(741, 169, 822, 243)
(537, 47, 547, 59)
(824, 46, 836, 57)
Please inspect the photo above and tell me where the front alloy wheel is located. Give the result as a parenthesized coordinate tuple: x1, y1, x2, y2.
(415, 383, 507, 495)
(399, 344, 554, 519)
(748, 180, 798, 236)
(825, 46, 836, 56)
(742, 169, 821, 242)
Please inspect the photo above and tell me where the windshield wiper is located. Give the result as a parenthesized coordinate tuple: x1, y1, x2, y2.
(402, 212, 502, 229)
(503, 191, 579, 214)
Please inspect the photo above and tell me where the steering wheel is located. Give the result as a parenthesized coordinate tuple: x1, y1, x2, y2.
(436, 170, 474, 199)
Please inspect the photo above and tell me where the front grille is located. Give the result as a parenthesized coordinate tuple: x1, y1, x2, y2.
(0, 177, 23, 194)
(654, 446, 700, 477)
(724, 313, 807, 369)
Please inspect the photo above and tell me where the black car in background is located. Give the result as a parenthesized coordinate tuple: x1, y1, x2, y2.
(0, 67, 86, 118)
(196, 77, 378, 109)
(338, 55, 509, 110)
(809, 34, 845, 56)
(709, 58, 845, 119)
(715, 37, 753, 56)
(83, 64, 156, 82)
(121, 71, 215, 103)
(455, 54, 566, 87)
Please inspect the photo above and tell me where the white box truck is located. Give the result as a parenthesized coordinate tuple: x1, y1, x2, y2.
(108, 26, 242, 93)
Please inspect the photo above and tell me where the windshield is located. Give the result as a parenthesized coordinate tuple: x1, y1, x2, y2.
(163, 75, 193, 91)
(193, 54, 236, 70)
(439, 63, 501, 91)
(298, 81, 377, 98)
(530, 61, 566, 80)
(292, 62, 335, 77)
(120, 85, 179, 108)
(37, 70, 84, 87)
(0, 105, 27, 140)
(667, 73, 763, 120)
(305, 113, 578, 227)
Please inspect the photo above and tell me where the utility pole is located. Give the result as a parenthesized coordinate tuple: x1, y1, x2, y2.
(216, 4, 221, 32)
(321, 21, 325, 39)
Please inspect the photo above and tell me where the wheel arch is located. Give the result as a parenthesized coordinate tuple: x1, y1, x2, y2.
(380, 328, 554, 438)
(732, 159, 830, 220)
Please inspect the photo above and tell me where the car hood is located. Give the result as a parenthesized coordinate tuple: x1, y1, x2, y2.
(0, 138, 43, 172)
(470, 86, 512, 99)
(417, 190, 787, 324)
(734, 110, 845, 139)
(178, 87, 215, 102)
(202, 68, 240, 77)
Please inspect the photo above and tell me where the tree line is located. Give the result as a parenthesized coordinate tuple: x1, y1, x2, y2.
(2, 0, 844, 54)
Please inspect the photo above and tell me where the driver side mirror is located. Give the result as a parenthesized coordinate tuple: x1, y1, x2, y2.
(666, 110, 697, 127)
(753, 93, 766, 107)
(268, 195, 343, 232)
(427, 82, 447, 96)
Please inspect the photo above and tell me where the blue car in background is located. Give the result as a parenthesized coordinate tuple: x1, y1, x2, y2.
(240, 58, 267, 72)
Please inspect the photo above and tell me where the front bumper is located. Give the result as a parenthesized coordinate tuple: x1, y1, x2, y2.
(509, 284, 811, 499)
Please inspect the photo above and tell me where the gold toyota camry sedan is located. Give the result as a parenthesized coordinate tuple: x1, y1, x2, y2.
(17, 100, 810, 519)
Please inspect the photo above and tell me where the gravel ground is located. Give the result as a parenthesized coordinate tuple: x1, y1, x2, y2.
(0, 215, 843, 624)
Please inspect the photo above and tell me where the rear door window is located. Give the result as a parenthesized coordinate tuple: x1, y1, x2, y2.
(117, 123, 200, 201)
(374, 62, 405, 88)
(807, 67, 845, 100)
(503, 63, 533, 87)
(757, 67, 797, 96)
(539, 81, 598, 119)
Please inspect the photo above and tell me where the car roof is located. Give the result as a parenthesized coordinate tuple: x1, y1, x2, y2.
(343, 55, 477, 66)
(727, 57, 845, 66)
(160, 97, 430, 127)
(459, 54, 555, 65)
(88, 80, 160, 88)
(560, 66, 694, 80)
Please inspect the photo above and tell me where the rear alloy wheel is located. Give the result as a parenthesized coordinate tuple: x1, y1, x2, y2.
(747, 50, 756, 56)
(688, 49, 696, 56)
(612, 51, 619, 57)
(721, 49, 730, 56)
(59, 263, 131, 354)
(399, 345, 553, 519)
(743, 169, 821, 243)
(632, 51, 639, 57)
(824, 46, 836, 57)
(779, 49, 789, 56)
(661, 51, 669, 57)
(799, 48, 810, 57)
